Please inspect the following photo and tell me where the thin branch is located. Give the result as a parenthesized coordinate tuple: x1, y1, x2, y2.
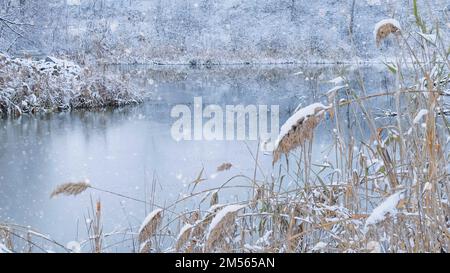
(0, 16, 34, 27)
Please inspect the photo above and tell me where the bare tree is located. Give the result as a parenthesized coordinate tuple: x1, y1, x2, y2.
(0, 0, 35, 53)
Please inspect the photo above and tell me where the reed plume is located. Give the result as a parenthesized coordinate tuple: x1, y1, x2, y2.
(217, 163, 232, 172)
(210, 191, 219, 206)
(273, 103, 328, 163)
(205, 204, 246, 252)
(175, 223, 193, 252)
(374, 19, 401, 47)
(138, 208, 163, 244)
(50, 181, 91, 198)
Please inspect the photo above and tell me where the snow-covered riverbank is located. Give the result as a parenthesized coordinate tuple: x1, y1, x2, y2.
(0, 54, 143, 117)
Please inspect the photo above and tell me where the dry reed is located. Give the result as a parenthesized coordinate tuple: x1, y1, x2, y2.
(50, 181, 91, 198)
(210, 191, 219, 207)
(205, 205, 246, 252)
(273, 104, 328, 163)
(175, 223, 193, 252)
(217, 163, 232, 172)
(374, 19, 401, 47)
(138, 208, 163, 244)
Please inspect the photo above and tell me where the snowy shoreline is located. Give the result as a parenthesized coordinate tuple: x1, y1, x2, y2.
(0, 54, 143, 118)
(63, 56, 447, 67)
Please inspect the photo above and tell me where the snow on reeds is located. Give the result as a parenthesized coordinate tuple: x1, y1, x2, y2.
(205, 204, 246, 252)
(413, 109, 429, 124)
(138, 208, 163, 245)
(374, 18, 401, 47)
(175, 223, 193, 252)
(0, 243, 11, 253)
(0, 53, 142, 117)
(364, 190, 406, 232)
(272, 103, 329, 163)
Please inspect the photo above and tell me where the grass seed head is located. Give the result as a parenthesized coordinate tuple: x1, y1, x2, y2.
(50, 181, 91, 198)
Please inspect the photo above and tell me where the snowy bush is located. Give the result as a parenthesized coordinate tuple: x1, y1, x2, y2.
(0, 53, 143, 117)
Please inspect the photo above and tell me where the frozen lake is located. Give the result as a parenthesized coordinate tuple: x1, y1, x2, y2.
(0, 65, 395, 252)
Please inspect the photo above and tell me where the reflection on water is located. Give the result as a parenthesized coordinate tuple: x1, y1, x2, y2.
(0, 64, 395, 251)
